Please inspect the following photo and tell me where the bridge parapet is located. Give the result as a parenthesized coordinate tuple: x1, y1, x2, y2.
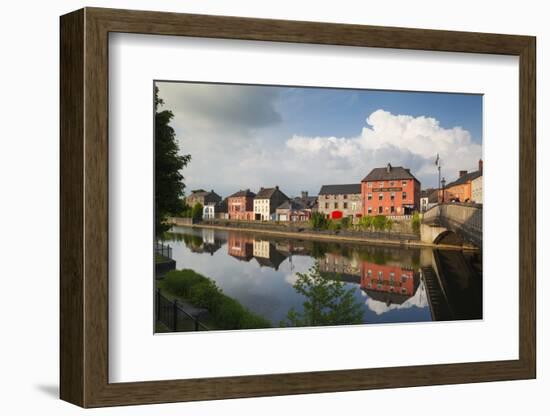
(422, 203, 482, 247)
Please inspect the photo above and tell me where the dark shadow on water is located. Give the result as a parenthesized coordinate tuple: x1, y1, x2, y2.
(35, 384, 59, 399)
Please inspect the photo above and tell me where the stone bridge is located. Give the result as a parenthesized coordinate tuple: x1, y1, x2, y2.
(421, 203, 482, 248)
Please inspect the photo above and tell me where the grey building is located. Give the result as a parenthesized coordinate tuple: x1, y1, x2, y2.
(185, 189, 222, 208)
(317, 183, 362, 220)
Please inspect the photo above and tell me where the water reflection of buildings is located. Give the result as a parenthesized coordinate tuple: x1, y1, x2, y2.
(227, 234, 289, 269)
(182, 229, 223, 255)
(227, 233, 254, 262)
(253, 240, 288, 270)
(318, 253, 361, 284)
(360, 261, 420, 307)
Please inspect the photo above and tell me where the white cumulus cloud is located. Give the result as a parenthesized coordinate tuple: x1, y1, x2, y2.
(285, 109, 482, 189)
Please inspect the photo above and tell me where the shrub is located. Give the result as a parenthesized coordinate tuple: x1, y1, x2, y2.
(411, 212, 421, 234)
(340, 217, 351, 229)
(327, 219, 341, 231)
(372, 215, 387, 231)
(310, 212, 328, 229)
(163, 269, 204, 297)
(358, 215, 374, 230)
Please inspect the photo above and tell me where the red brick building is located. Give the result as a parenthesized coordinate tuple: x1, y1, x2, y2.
(361, 163, 421, 216)
(227, 233, 253, 261)
(227, 189, 256, 220)
(360, 262, 416, 298)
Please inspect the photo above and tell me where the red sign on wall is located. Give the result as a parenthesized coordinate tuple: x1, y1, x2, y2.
(331, 210, 343, 219)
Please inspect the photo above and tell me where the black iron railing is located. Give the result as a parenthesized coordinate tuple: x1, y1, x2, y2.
(155, 289, 210, 332)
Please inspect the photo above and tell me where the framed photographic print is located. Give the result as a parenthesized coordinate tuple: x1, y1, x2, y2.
(60, 7, 536, 408)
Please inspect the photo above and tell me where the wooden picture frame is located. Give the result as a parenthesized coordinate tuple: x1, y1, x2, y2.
(60, 7, 536, 408)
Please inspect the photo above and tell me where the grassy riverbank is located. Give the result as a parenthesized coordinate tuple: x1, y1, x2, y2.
(158, 269, 272, 331)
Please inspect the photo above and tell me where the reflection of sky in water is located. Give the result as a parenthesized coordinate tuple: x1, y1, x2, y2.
(167, 228, 432, 326)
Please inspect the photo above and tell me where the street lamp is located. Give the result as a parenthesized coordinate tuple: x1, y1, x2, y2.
(441, 177, 446, 204)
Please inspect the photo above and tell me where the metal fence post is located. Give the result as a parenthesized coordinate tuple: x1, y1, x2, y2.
(172, 299, 178, 331)
(156, 288, 161, 322)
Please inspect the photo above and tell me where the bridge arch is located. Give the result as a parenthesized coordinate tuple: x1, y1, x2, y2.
(432, 229, 464, 246)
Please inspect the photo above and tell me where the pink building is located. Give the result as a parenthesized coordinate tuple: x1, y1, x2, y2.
(227, 189, 256, 220)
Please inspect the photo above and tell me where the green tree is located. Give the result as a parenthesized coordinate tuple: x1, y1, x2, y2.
(281, 264, 364, 327)
(155, 86, 191, 236)
(191, 202, 204, 222)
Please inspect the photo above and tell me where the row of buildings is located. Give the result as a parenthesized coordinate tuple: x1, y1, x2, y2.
(185, 160, 483, 222)
(419, 159, 483, 212)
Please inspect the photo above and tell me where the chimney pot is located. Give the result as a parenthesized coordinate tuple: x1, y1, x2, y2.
(459, 170, 467, 178)
(478, 159, 483, 173)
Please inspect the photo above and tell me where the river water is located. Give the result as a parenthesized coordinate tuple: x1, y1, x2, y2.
(162, 226, 482, 327)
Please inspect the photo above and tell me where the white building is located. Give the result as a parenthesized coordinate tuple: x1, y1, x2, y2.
(202, 204, 215, 220)
(253, 186, 289, 221)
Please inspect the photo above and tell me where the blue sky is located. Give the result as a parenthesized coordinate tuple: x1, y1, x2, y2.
(156, 81, 482, 198)
(275, 88, 482, 142)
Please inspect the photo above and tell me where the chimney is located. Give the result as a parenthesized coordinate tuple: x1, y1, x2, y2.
(478, 159, 483, 173)
(386, 163, 392, 173)
(301, 191, 308, 200)
(459, 170, 467, 178)
(275, 185, 279, 190)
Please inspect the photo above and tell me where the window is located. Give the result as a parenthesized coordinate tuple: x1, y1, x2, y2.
(367, 182, 373, 188)
(367, 206, 372, 214)
(334, 202, 338, 209)
(401, 274, 408, 283)
(343, 194, 348, 199)
(343, 202, 348, 209)
(390, 206, 395, 213)
(351, 202, 357, 210)
(367, 269, 372, 277)
(390, 192, 395, 200)
(368, 193, 372, 200)
(325, 202, 328, 209)
(402, 191, 407, 199)
(378, 206, 383, 214)
(402, 180, 407, 186)
(378, 271, 383, 278)
(378, 193, 383, 201)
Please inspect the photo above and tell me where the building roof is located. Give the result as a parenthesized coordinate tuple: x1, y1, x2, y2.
(428, 190, 439, 203)
(189, 189, 221, 200)
(254, 186, 288, 200)
(445, 170, 482, 189)
(363, 289, 411, 306)
(228, 189, 256, 198)
(318, 184, 361, 196)
(277, 200, 305, 210)
(216, 198, 228, 212)
(421, 188, 436, 198)
(190, 189, 207, 195)
(362, 164, 419, 183)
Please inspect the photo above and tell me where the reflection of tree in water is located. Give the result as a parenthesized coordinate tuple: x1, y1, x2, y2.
(281, 263, 364, 327)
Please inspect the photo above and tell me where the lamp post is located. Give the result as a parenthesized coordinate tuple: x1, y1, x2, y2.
(441, 177, 446, 204)
(435, 154, 441, 204)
